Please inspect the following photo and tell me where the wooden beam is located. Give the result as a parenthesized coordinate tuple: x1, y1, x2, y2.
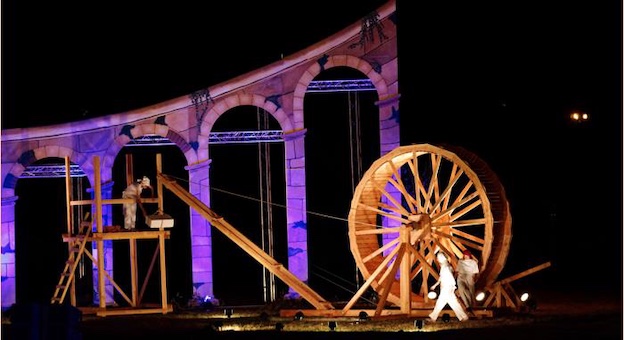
(157, 173, 334, 310)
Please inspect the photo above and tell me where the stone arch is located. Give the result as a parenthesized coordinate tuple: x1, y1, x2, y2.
(105, 123, 199, 182)
(292, 54, 390, 130)
(200, 93, 294, 135)
(3, 146, 88, 195)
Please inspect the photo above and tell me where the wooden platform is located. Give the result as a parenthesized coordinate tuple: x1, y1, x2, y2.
(279, 308, 493, 319)
(63, 229, 171, 242)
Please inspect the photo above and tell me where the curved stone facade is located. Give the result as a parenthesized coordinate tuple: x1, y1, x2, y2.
(1, 1, 399, 309)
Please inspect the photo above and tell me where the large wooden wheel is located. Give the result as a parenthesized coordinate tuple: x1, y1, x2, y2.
(348, 144, 512, 308)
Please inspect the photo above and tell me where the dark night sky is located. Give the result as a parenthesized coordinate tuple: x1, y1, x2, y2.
(3, 1, 623, 303)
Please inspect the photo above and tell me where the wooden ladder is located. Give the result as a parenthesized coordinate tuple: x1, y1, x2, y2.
(51, 218, 92, 304)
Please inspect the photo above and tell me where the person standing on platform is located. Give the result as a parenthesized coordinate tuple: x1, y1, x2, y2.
(457, 249, 480, 310)
(429, 252, 469, 322)
(122, 176, 152, 230)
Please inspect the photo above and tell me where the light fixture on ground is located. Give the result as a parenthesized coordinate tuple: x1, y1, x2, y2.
(358, 311, 369, 322)
(520, 292, 537, 312)
(442, 313, 450, 323)
(328, 321, 338, 331)
(414, 319, 424, 329)
(224, 308, 233, 318)
(294, 311, 304, 321)
(275, 322, 285, 331)
(259, 311, 269, 321)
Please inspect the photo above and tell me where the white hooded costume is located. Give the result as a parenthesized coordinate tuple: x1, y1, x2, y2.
(457, 251, 480, 308)
(429, 252, 468, 322)
(122, 176, 152, 230)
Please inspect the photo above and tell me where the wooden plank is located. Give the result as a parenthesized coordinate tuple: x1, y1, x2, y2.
(95, 305, 173, 317)
(70, 197, 160, 206)
(498, 262, 552, 285)
(130, 239, 138, 307)
(158, 174, 333, 310)
(280, 308, 493, 318)
(159, 232, 168, 313)
(94, 156, 106, 308)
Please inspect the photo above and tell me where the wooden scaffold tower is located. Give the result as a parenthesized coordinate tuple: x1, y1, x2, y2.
(51, 154, 174, 316)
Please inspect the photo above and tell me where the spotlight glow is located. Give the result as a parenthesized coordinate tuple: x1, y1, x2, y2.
(476, 291, 485, 301)
(427, 291, 437, 299)
(520, 292, 530, 302)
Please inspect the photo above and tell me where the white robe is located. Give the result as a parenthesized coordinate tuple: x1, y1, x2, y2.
(122, 183, 145, 230)
(429, 263, 468, 321)
(457, 258, 479, 308)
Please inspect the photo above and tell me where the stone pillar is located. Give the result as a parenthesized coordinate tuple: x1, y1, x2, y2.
(377, 95, 402, 257)
(186, 160, 215, 300)
(1, 196, 18, 310)
(283, 129, 308, 298)
(377, 94, 401, 157)
(90, 182, 115, 304)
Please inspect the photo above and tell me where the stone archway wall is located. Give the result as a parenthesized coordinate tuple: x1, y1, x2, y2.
(0, 0, 399, 309)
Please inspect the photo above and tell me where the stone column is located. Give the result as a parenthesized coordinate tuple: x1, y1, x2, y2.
(91, 181, 115, 305)
(283, 129, 308, 298)
(186, 159, 215, 300)
(1, 196, 18, 310)
(377, 95, 402, 255)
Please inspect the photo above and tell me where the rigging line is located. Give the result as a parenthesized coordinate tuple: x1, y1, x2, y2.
(164, 174, 356, 224)
(312, 264, 357, 288)
(211, 186, 348, 223)
(348, 90, 357, 194)
(310, 271, 357, 296)
(256, 107, 269, 303)
(310, 271, 376, 305)
(348, 90, 364, 290)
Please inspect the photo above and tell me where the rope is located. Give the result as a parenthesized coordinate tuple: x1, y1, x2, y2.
(165, 172, 350, 224)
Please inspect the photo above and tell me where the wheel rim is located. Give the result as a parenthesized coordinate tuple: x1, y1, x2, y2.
(348, 144, 511, 307)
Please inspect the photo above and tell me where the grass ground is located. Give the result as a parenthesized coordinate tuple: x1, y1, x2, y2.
(3, 289, 621, 339)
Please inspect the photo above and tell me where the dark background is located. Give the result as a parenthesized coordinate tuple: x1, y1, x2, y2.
(3, 1, 622, 305)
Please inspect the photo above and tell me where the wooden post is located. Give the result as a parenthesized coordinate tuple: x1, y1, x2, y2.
(399, 225, 411, 314)
(94, 156, 107, 308)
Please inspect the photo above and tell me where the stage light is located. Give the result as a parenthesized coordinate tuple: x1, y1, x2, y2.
(294, 311, 304, 321)
(358, 311, 369, 321)
(521, 293, 538, 312)
(328, 321, 338, 331)
(427, 291, 437, 299)
(442, 313, 450, 323)
(570, 111, 589, 123)
(476, 291, 486, 301)
(224, 308, 233, 318)
(275, 322, 285, 331)
(414, 319, 424, 329)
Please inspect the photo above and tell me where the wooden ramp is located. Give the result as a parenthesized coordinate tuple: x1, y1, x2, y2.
(157, 173, 335, 311)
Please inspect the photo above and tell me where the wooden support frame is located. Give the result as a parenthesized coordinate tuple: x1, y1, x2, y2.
(480, 262, 552, 311)
(58, 155, 173, 316)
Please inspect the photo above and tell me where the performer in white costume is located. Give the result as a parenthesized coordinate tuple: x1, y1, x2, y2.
(429, 252, 469, 322)
(122, 176, 152, 230)
(457, 249, 480, 309)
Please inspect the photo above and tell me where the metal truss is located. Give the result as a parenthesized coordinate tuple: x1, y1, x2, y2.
(208, 130, 283, 144)
(306, 79, 375, 93)
(20, 164, 87, 178)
